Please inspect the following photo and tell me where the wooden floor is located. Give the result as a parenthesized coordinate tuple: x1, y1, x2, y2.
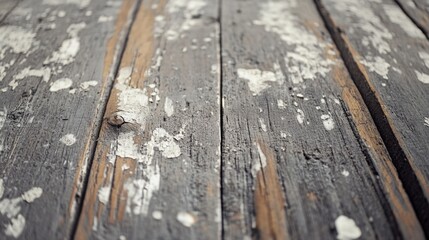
(0, 0, 428, 239)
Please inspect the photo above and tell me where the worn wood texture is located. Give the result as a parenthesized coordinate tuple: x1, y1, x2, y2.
(396, 0, 429, 37)
(316, 0, 429, 235)
(221, 0, 424, 239)
(75, 0, 221, 239)
(0, 0, 133, 238)
(0, 0, 18, 23)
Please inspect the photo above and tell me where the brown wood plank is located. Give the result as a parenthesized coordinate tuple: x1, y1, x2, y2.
(0, 0, 136, 238)
(315, 0, 429, 236)
(75, 0, 221, 239)
(395, 0, 429, 37)
(221, 0, 424, 239)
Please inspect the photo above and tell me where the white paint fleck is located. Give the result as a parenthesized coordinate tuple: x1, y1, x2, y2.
(424, 117, 429, 127)
(98, 16, 113, 22)
(59, 134, 77, 146)
(259, 118, 267, 132)
(253, 1, 333, 84)
(415, 71, 429, 84)
(176, 211, 196, 227)
(0, 108, 6, 131)
(237, 64, 284, 95)
(21, 187, 42, 203)
(164, 97, 174, 117)
(252, 143, 267, 177)
(43, 0, 91, 8)
(418, 52, 429, 68)
(80, 80, 98, 90)
(45, 23, 86, 66)
(152, 210, 163, 220)
(280, 131, 287, 138)
(277, 99, 286, 109)
(341, 170, 350, 177)
(58, 11, 66, 17)
(321, 114, 335, 131)
(166, 0, 207, 40)
(296, 109, 305, 125)
(0, 26, 38, 56)
(0, 179, 4, 199)
(360, 56, 391, 79)
(50, 78, 73, 92)
(383, 4, 425, 39)
(98, 186, 111, 204)
(4, 214, 25, 238)
(335, 215, 362, 240)
(116, 132, 141, 159)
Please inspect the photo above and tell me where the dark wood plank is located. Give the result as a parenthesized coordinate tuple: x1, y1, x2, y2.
(75, 0, 221, 239)
(221, 0, 425, 239)
(316, 0, 429, 235)
(0, 0, 136, 238)
(395, 0, 429, 37)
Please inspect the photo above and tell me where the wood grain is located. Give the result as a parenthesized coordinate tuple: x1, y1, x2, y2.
(395, 0, 429, 37)
(75, 0, 221, 239)
(221, 0, 424, 239)
(0, 0, 132, 238)
(316, 0, 429, 236)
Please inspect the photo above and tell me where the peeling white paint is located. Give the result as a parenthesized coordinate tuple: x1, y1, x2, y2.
(425, 117, 429, 127)
(0, 108, 6, 131)
(98, 186, 111, 204)
(9, 67, 51, 89)
(335, 215, 362, 240)
(0, 26, 38, 56)
(59, 134, 77, 146)
(116, 132, 141, 159)
(251, 143, 267, 177)
(80, 80, 98, 90)
(277, 99, 286, 109)
(0, 180, 4, 199)
(43, 0, 91, 8)
(176, 211, 196, 227)
(21, 187, 42, 203)
(98, 16, 113, 22)
(50, 78, 73, 92)
(152, 210, 162, 220)
(415, 70, 429, 84)
(360, 56, 391, 79)
(259, 118, 267, 132)
(341, 170, 350, 177)
(45, 23, 86, 66)
(237, 64, 284, 95)
(254, 1, 333, 84)
(321, 114, 335, 131)
(383, 4, 425, 39)
(164, 97, 174, 117)
(418, 52, 429, 68)
(166, 0, 207, 40)
(4, 214, 25, 238)
(296, 109, 305, 125)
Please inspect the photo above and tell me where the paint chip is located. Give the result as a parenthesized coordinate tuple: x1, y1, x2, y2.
(98, 186, 111, 204)
(237, 64, 284, 95)
(164, 97, 174, 117)
(176, 211, 196, 227)
(152, 210, 163, 220)
(80, 80, 98, 90)
(50, 78, 73, 92)
(59, 134, 77, 146)
(21, 187, 42, 203)
(335, 215, 362, 240)
(321, 114, 335, 131)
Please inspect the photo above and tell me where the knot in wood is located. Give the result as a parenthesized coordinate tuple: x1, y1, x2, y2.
(107, 113, 125, 127)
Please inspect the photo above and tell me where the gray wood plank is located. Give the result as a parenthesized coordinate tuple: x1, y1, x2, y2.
(395, 0, 429, 37)
(221, 0, 424, 239)
(0, 0, 136, 238)
(75, 0, 221, 239)
(0, 0, 18, 23)
(316, 0, 429, 235)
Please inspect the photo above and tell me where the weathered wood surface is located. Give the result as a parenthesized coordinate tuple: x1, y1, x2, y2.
(396, 0, 429, 37)
(0, 0, 133, 238)
(221, 0, 424, 239)
(316, 0, 429, 235)
(75, 0, 221, 239)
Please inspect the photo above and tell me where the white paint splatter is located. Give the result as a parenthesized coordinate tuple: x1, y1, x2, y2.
(4, 214, 26, 238)
(45, 23, 86, 66)
(383, 4, 425, 39)
(42, 0, 91, 8)
(251, 143, 267, 177)
(259, 118, 267, 132)
(80, 80, 98, 90)
(9, 67, 51, 90)
(98, 186, 111, 204)
(176, 211, 196, 227)
(419, 52, 429, 69)
(237, 64, 284, 95)
(424, 117, 429, 127)
(335, 215, 362, 240)
(50, 78, 73, 92)
(0, 26, 38, 56)
(152, 210, 163, 220)
(164, 97, 174, 117)
(59, 134, 77, 146)
(296, 109, 305, 125)
(98, 16, 113, 22)
(360, 56, 391, 79)
(253, 1, 333, 84)
(321, 114, 335, 131)
(0, 108, 6, 131)
(341, 170, 350, 177)
(21, 187, 42, 203)
(415, 71, 429, 84)
(166, 0, 207, 40)
(277, 99, 286, 109)
(0, 179, 4, 199)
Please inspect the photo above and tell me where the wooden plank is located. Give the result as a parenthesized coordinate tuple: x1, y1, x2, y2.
(316, 0, 429, 235)
(221, 0, 425, 239)
(75, 0, 221, 239)
(0, 0, 136, 238)
(395, 0, 429, 37)
(0, 0, 18, 23)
